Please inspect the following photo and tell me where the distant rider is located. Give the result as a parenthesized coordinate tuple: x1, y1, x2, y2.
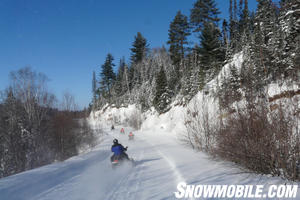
(128, 132, 134, 140)
(111, 139, 129, 161)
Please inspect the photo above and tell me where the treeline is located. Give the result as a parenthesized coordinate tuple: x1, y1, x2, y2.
(0, 67, 96, 178)
(91, 0, 299, 114)
(180, 0, 299, 181)
(215, 0, 299, 181)
(91, 0, 299, 180)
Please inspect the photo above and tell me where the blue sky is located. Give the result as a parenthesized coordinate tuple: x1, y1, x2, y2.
(0, 0, 259, 109)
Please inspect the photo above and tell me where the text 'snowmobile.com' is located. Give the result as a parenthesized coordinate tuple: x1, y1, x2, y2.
(174, 182, 298, 199)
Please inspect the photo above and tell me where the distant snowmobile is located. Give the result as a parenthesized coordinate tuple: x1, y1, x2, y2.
(128, 132, 134, 140)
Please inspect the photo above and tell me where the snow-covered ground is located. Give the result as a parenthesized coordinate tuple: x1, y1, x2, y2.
(0, 51, 299, 199)
(0, 124, 299, 200)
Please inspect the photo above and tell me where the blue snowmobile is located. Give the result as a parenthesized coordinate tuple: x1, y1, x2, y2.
(110, 139, 134, 168)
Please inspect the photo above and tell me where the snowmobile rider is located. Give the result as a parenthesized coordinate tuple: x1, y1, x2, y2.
(111, 139, 129, 161)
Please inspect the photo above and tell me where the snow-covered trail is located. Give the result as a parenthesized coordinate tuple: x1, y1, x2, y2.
(0, 128, 187, 200)
(0, 127, 299, 200)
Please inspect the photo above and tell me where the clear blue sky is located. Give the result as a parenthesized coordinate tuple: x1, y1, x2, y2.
(0, 0, 259, 109)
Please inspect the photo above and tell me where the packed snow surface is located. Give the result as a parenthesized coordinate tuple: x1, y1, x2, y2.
(0, 124, 299, 200)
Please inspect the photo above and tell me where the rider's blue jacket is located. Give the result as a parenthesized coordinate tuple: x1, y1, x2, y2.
(111, 144, 126, 155)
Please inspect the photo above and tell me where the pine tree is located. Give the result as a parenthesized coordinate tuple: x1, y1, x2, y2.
(229, 0, 234, 41)
(128, 65, 135, 91)
(153, 66, 171, 113)
(190, 0, 220, 33)
(129, 32, 149, 87)
(1, 88, 26, 177)
(222, 19, 230, 59)
(167, 11, 191, 68)
(249, 0, 278, 88)
(92, 71, 97, 105)
(122, 64, 130, 94)
(181, 67, 192, 98)
(239, 0, 250, 42)
(255, 0, 277, 45)
(113, 58, 125, 96)
(130, 32, 148, 64)
(218, 64, 241, 108)
(276, 0, 300, 81)
(228, 64, 241, 101)
(100, 53, 116, 101)
(239, 0, 243, 18)
(234, 0, 238, 22)
(198, 22, 225, 79)
(230, 0, 241, 51)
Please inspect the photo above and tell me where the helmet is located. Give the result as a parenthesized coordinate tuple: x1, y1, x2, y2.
(113, 139, 118, 144)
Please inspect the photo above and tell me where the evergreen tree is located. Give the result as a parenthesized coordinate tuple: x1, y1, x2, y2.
(1, 88, 26, 177)
(92, 71, 97, 104)
(181, 67, 192, 98)
(181, 65, 202, 102)
(190, 0, 224, 81)
(234, 0, 238, 22)
(229, 0, 242, 51)
(198, 22, 225, 79)
(100, 53, 116, 100)
(276, 0, 300, 80)
(218, 64, 241, 108)
(128, 65, 135, 91)
(248, 0, 279, 88)
(129, 32, 148, 87)
(190, 0, 220, 33)
(228, 64, 241, 101)
(167, 11, 191, 68)
(239, 0, 243, 18)
(250, 23, 270, 93)
(113, 58, 126, 96)
(222, 19, 230, 59)
(122, 64, 130, 94)
(153, 66, 171, 113)
(229, 0, 234, 41)
(239, 0, 250, 42)
(130, 32, 148, 64)
(255, 0, 277, 45)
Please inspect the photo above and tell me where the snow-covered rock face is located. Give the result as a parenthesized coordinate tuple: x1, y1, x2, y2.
(89, 104, 139, 129)
(90, 51, 299, 140)
(205, 52, 244, 91)
(89, 54, 245, 139)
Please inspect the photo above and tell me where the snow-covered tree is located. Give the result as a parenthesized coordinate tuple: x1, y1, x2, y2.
(100, 53, 116, 101)
(153, 66, 172, 113)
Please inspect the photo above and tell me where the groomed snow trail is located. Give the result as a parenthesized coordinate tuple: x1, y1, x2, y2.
(0, 127, 299, 200)
(0, 128, 189, 200)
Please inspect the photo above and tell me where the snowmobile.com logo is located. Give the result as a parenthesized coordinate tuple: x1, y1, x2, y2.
(174, 182, 298, 199)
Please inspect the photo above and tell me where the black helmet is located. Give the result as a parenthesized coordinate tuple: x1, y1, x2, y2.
(113, 139, 118, 144)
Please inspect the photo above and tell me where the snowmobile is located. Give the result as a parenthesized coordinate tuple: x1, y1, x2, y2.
(128, 132, 134, 140)
(111, 154, 134, 169)
(111, 144, 134, 168)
